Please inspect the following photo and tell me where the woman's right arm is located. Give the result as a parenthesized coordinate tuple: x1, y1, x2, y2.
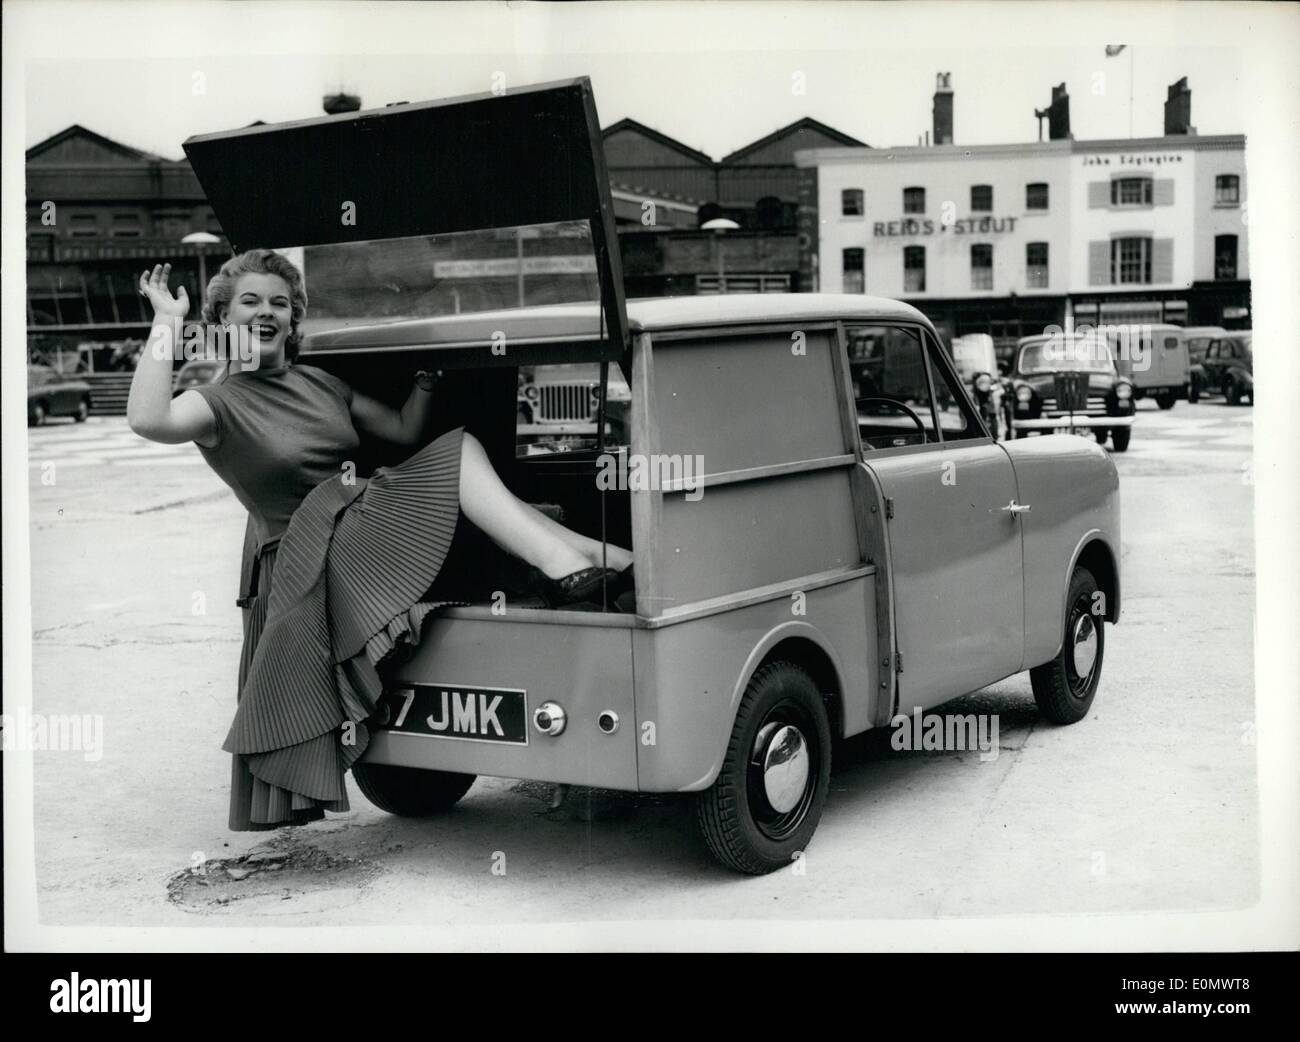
(126, 263, 218, 447)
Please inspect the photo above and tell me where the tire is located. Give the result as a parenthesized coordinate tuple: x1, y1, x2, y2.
(1093, 429, 1108, 445)
(351, 763, 476, 816)
(74, 397, 90, 422)
(1030, 567, 1105, 725)
(1156, 393, 1176, 410)
(1110, 427, 1131, 453)
(1224, 377, 1242, 406)
(29, 401, 47, 427)
(1188, 380, 1200, 404)
(696, 661, 832, 875)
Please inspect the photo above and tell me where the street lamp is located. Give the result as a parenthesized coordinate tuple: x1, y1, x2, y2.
(701, 217, 740, 294)
(181, 231, 221, 308)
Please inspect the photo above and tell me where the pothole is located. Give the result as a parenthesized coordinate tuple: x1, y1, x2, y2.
(166, 841, 380, 915)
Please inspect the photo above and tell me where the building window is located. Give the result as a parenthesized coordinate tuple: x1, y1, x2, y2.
(1215, 175, 1240, 205)
(1112, 177, 1153, 207)
(1026, 242, 1049, 288)
(903, 187, 926, 214)
(70, 214, 98, 238)
(841, 188, 864, 217)
(903, 245, 926, 293)
(1111, 237, 1152, 284)
(1026, 182, 1049, 210)
(970, 243, 993, 291)
(1215, 235, 1238, 280)
(842, 248, 865, 293)
(970, 185, 993, 212)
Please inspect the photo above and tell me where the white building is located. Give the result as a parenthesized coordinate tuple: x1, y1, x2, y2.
(795, 76, 1249, 348)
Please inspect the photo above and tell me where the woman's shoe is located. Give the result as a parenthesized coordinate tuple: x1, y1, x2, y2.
(533, 566, 620, 609)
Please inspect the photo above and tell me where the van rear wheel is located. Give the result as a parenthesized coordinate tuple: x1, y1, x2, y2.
(1030, 566, 1104, 725)
(351, 763, 476, 816)
(1156, 392, 1177, 410)
(697, 661, 831, 875)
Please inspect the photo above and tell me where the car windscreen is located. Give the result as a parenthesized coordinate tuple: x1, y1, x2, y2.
(290, 222, 602, 340)
(1017, 339, 1116, 375)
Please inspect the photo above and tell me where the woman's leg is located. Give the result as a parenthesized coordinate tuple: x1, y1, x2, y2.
(522, 502, 633, 571)
(458, 433, 597, 579)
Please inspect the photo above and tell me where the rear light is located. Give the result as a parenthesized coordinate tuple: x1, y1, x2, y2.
(533, 702, 566, 736)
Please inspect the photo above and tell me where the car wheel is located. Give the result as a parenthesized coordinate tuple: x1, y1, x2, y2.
(1030, 566, 1104, 725)
(1093, 429, 1108, 445)
(1156, 392, 1176, 410)
(696, 661, 832, 875)
(74, 397, 90, 422)
(351, 763, 476, 816)
(1224, 377, 1242, 406)
(29, 401, 46, 427)
(1188, 380, 1200, 404)
(1110, 428, 1131, 453)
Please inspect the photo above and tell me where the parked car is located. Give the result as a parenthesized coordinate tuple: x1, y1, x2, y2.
(1008, 333, 1136, 452)
(184, 76, 1123, 875)
(173, 358, 227, 395)
(1201, 332, 1253, 405)
(27, 365, 92, 426)
(516, 361, 631, 452)
(1105, 323, 1192, 409)
(1183, 325, 1226, 400)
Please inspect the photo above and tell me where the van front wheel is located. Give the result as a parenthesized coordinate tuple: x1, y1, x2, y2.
(351, 763, 476, 816)
(697, 661, 832, 875)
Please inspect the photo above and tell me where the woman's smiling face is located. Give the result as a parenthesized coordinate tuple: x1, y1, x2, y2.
(222, 272, 293, 368)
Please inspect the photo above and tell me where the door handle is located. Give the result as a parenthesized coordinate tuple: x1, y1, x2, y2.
(1001, 500, 1032, 515)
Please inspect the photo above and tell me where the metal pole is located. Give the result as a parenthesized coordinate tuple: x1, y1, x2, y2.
(516, 230, 525, 306)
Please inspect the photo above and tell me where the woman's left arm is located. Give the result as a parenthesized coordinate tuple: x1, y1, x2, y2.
(350, 370, 440, 446)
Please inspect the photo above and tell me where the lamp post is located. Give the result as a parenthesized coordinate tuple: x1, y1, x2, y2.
(701, 217, 740, 293)
(180, 231, 221, 309)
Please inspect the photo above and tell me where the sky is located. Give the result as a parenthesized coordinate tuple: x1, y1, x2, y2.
(19, 3, 1247, 162)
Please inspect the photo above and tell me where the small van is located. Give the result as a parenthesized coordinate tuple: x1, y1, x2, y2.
(1106, 322, 1193, 409)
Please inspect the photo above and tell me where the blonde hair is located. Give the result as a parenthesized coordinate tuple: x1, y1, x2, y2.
(202, 249, 309, 361)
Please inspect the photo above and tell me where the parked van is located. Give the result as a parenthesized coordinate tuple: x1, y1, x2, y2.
(1106, 322, 1193, 409)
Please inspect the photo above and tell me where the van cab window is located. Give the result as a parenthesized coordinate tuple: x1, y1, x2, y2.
(847, 325, 983, 450)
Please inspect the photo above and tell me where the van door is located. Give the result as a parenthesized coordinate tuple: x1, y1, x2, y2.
(852, 324, 1025, 713)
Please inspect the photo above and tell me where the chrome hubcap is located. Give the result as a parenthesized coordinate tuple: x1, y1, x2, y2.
(1071, 613, 1098, 679)
(758, 723, 809, 815)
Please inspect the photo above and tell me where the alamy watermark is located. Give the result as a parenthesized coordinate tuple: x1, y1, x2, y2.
(596, 452, 705, 501)
(890, 707, 1000, 762)
(148, 321, 260, 368)
(1040, 320, 1153, 372)
(1, 709, 103, 761)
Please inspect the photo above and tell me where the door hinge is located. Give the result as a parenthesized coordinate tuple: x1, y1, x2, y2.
(895, 651, 904, 674)
(885, 497, 895, 520)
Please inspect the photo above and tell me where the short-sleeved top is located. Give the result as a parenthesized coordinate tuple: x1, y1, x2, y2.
(190, 363, 360, 599)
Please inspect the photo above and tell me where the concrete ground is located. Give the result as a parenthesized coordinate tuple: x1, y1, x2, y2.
(20, 399, 1256, 929)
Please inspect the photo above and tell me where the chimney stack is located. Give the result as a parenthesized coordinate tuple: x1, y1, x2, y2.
(1164, 77, 1193, 135)
(932, 72, 953, 145)
(1048, 83, 1071, 140)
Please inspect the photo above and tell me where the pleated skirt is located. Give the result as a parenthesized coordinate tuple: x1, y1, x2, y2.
(226, 426, 465, 831)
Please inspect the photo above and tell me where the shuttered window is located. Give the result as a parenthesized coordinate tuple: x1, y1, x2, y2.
(1112, 178, 1153, 206)
(1111, 237, 1151, 284)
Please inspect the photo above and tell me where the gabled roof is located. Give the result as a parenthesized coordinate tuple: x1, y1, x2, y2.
(720, 117, 867, 164)
(25, 124, 168, 163)
(601, 117, 715, 166)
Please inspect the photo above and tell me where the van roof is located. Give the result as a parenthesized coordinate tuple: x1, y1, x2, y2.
(302, 293, 931, 355)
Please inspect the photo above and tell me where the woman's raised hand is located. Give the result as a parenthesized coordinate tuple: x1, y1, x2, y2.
(138, 263, 190, 319)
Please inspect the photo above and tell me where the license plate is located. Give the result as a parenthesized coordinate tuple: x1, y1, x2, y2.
(375, 684, 528, 745)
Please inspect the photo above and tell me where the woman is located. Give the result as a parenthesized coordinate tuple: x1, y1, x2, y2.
(129, 250, 632, 830)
